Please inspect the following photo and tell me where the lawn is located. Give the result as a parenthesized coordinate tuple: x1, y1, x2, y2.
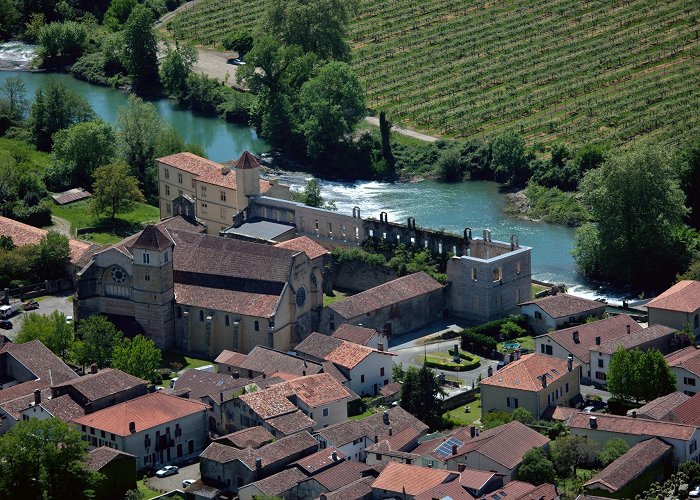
(323, 290, 350, 308)
(51, 199, 160, 244)
(137, 478, 162, 499)
(442, 394, 482, 426)
(161, 350, 213, 372)
(0, 137, 52, 173)
(532, 283, 549, 296)
(497, 336, 535, 353)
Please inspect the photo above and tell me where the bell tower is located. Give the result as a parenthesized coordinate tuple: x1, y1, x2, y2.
(234, 150, 261, 212)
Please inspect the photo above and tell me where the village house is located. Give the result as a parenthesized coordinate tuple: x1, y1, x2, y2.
(413, 480, 476, 500)
(73, 392, 209, 469)
(664, 392, 700, 426)
(480, 353, 581, 418)
(583, 438, 672, 499)
(294, 332, 395, 396)
(477, 481, 560, 500)
(456, 470, 504, 498)
(589, 324, 676, 385)
(157, 150, 290, 235)
(519, 293, 606, 335)
(628, 392, 690, 421)
(534, 314, 642, 383)
(331, 324, 390, 350)
(364, 426, 425, 466)
(318, 476, 376, 500)
(413, 421, 550, 482)
(212, 426, 275, 449)
(646, 280, 700, 336)
(320, 271, 446, 337)
(371, 462, 460, 499)
(238, 468, 309, 500)
(86, 447, 137, 500)
(664, 346, 700, 396)
(567, 412, 700, 464)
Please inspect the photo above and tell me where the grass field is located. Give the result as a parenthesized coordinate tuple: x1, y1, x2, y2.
(162, 351, 213, 372)
(0, 138, 52, 173)
(323, 290, 350, 307)
(442, 394, 482, 426)
(168, 0, 700, 149)
(497, 336, 535, 353)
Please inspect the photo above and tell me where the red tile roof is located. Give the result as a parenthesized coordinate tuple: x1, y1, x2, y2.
(0, 215, 92, 263)
(380, 382, 402, 397)
(478, 481, 556, 500)
(458, 469, 498, 490)
(86, 446, 135, 471)
(320, 476, 375, 500)
(312, 459, 375, 491)
(1, 339, 77, 386)
(480, 353, 577, 392)
(73, 392, 208, 436)
(669, 392, 700, 426)
(173, 369, 249, 402)
(200, 431, 318, 469)
(157, 152, 271, 191)
(665, 346, 700, 377)
(296, 332, 393, 370)
(541, 405, 578, 421)
(175, 283, 280, 318)
(131, 225, 174, 251)
(331, 324, 381, 346)
(647, 280, 700, 313)
(593, 324, 676, 355)
(40, 394, 85, 422)
(414, 480, 476, 500)
(275, 236, 328, 260)
(266, 410, 315, 435)
(233, 150, 261, 170)
(52, 187, 92, 205)
(543, 314, 642, 364)
(214, 426, 275, 449)
(568, 411, 698, 440)
(1, 388, 52, 420)
(584, 438, 672, 493)
(631, 392, 690, 420)
(52, 368, 146, 402)
(520, 293, 605, 318)
(294, 447, 345, 474)
(214, 350, 248, 367)
(372, 462, 457, 496)
(329, 272, 443, 319)
(245, 467, 307, 496)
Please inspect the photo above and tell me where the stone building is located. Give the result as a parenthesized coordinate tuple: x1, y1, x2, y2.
(646, 280, 700, 336)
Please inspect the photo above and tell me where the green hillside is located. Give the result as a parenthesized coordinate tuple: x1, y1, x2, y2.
(168, 0, 700, 147)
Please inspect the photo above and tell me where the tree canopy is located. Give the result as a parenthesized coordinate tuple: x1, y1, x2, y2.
(117, 95, 160, 197)
(111, 334, 162, 383)
(160, 44, 197, 101)
(400, 364, 445, 427)
(517, 447, 555, 485)
(551, 435, 598, 477)
(15, 311, 74, 361)
(52, 120, 118, 188)
(121, 4, 159, 94)
(607, 347, 675, 403)
(74, 315, 124, 369)
(91, 162, 145, 222)
(598, 438, 629, 466)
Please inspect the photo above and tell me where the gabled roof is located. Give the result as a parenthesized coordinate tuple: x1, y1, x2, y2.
(592, 324, 676, 355)
(214, 426, 275, 449)
(52, 368, 146, 403)
(311, 459, 374, 491)
(86, 446, 135, 471)
(647, 280, 700, 313)
(157, 152, 271, 191)
(665, 346, 700, 377)
(478, 481, 559, 500)
(320, 476, 375, 500)
(131, 224, 174, 251)
(243, 467, 306, 496)
(214, 350, 248, 367)
(217, 346, 329, 379)
(294, 447, 345, 474)
(73, 392, 209, 436)
(629, 392, 690, 420)
(331, 324, 382, 346)
(541, 405, 577, 421)
(584, 438, 672, 493)
(265, 410, 315, 435)
(541, 314, 642, 364)
(295, 333, 393, 370)
(371, 462, 457, 496)
(1, 339, 78, 386)
(458, 469, 499, 491)
(414, 480, 476, 500)
(275, 236, 328, 260)
(200, 431, 317, 469)
(480, 353, 577, 392)
(329, 272, 443, 319)
(173, 369, 249, 402)
(568, 411, 698, 440)
(519, 293, 605, 319)
(233, 150, 260, 170)
(40, 394, 85, 422)
(0, 215, 92, 263)
(669, 392, 700, 426)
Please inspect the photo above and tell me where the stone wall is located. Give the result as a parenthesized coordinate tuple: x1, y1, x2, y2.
(330, 259, 398, 292)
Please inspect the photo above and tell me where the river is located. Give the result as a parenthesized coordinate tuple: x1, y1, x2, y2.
(0, 43, 618, 301)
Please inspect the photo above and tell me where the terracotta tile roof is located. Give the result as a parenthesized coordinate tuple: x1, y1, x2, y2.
(40, 394, 85, 422)
(246, 467, 307, 496)
(175, 283, 280, 318)
(329, 272, 443, 319)
(275, 236, 328, 260)
(520, 293, 605, 319)
(458, 469, 498, 491)
(320, 361, 349, 384)
(214, 426, 274, 449)
(584, 438, 672, 493)
(372, 462, 457, 496)
(1, 339, 77, 386)
(224, 346, 327, 378)
(630, 392, 690, 420)
(173, 369, 249, 402)
(294, 447, 345, 474)
(157, 152, 271, 191)
(480, 353, 577, 392)
(320, 476, 375, 500)
(669, 392, 700, 426)
(265, 410, 315, 435)
(380, 382, 402, 397)
(541, 405, 577, 421)
(0, 379, 47, 405)
(73, 392, 209, 436)
(478, 481, 558, 500)
(593, 324, 676, 355)
(296, 333, 393, 370)
(331, 324, 381, 346)
(52, 368, 146, 403)
(647, 280, 700, 313)
(665, 346, 700, 377)
(313, 460, 375, 491)
(567, 411, 698, 440)
(1, 388, 51, 419)
(131, 224, 174, 251)
(542, 314, 642, 364)
(232, 150, 260, 170)
(414, 480, 476, 500)
(200, 431, 318, 469)
(214, 350, 248, 367)
(317, 406, 429, 447)
(0, 216, 92, 263)
(86, 446, 135, 471)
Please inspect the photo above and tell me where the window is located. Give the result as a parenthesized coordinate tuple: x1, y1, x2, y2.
(691, 440, 698, 454)
(178, 189, 183, 196)
(82, 425, 86, 432)
(361, 374, 365, 383)
(516, 260, 521, 274)
(376, 454, 382, 461)
(598, 359, 604, 368)
(380, 367, 385, 376)
(199, 310, 204, 322)
(191, 179, 196, 189)
(111, 433, 116, 441)
(565, 382, 569, 393)
(685, 377, 697, 386)
(165, 185, 170, 196)
(164, 251, 169, 263)
(166, 202, 171, 214)
(695, 314, 699, 329)
(323, 408, 329, 417)
(569, 316, 576, 322)
(534, 311, 543, 320)
(540, 344, 552, 355)
(492, 267, 502, 281)
(90, 427, 95, 435)
(144, 273, 150, 282)
(201, 186, 207, 197)
(596, 371, 607, 381)
(177, 173, 183, 184)
(254, 320, 260, 332)
(471, 268, 477, 281)
(225, 315, 230, 326)
(176, 306, 182, 319)
(164, 168, 169, 179)
(201, 202, 208, 214)
(220, 191, 226, 201)
(143, 252, 150, 264)
(507, 397, 519, 408)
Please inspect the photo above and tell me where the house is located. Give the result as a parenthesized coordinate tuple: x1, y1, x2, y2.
(413, 421, 550, 482)
(86, 447, 137, 500)
(519, 293, 606, 335)
(589, 324, 676, 385)
(213, 426, 275, 449)
(294, 332, 395, 396)
(583, 438, 672, 499)
(535, 314, 642, 382)
(331, 324, 390, 350)
(664, 346, 700, 396)
(567, 412, 700, 463)
(477, 481, 560, 500)
(315, 406, 429, 462)
(73, 392, 209, 469)
(627, 392, 690, 421)
(413, 480, 476, 500)
(364, 427, 425, 466)
(665, 392, 700, 426)
(457, 469, 503, 497)
(199, 430, 318, 494)
(75, 218, 324, 352)
(371, 462, 460, 499)
(480, 353, 581, 418)
(19, 391, 85, 424)
(238, 467, 308, 500)
(317, 476, 375, 500)
(320, 272, 446, 337)
(236, 373, 357, 436)
(646, 280, 700, 336)
(157, 150, 290, 235)
(0, 339, 78, 434)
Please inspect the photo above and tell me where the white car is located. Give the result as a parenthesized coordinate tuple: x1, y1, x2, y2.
(182, 479, 196, 488)
(689, 486, 700, 498)
(155, 465, 179, 478)
(65, 315, 73, 324)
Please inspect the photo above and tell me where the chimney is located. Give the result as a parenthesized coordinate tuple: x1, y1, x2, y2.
(632, 410, 637, 418)
(572, 331, 580, 344)
(595, 336, 601, 346)
(452, 444, 458, 455)
(567, 354, 573, 372)
(262, 371, 266, 379)
(377, 342, 384, 352)
(232, 370, 239, 379)
(541, 373, 548, 388)
(331, 451, 338, 461)
(255, 457, 262, 469)
(320, 495, 327, 500)
(374, 435, 378, 444)
(388, 427, 393, 437)
(34, 389, 41, 405)
(383, 411, 389, 424)
(470, 426, 476, 438)
(589, 416, 597, 429)
(487, 366, 493, 377)
(90, 363, 98, 374)
(457, 463, 466, 472)
(221, 165, 231, 175)
(129, 421, 136, 434)
(626, 324, 631, 334)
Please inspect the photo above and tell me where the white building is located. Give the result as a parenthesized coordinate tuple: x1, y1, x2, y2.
(647, 280, 700, 336)
(331, 324, 390, 350)
(520, 293, 606, 335)
(665, 347, 700, 397)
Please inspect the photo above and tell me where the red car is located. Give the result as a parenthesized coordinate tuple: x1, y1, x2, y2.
(22, 301, 39, 311)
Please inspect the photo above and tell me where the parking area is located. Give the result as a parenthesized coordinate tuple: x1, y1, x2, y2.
(1, 294, 74, 340)
(147, 462, 201, 493)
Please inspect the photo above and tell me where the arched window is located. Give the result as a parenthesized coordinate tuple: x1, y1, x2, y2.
(254, 320, 260, 332)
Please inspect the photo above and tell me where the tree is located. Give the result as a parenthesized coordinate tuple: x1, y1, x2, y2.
(111, 334, 162, 383)
(91, 162, 145, 223)
(671, 329, 695, 351)
(117, 95, 160, 196)
(222, 29, 254, 56)
(437, 147, 462, 183)
(400, 365, 445, 427)
(573, 143, 689, 287)
(122, 5, 159, 94)
(378, 111, 395, 178)
(481, 410, 512, 430)
(263, 0, 358, 61)
(679, 139, 700, 229)
(491, 132, 528, 187)
(0, 418, 101, 499)
(34, 231, 71, 280)
(598, 438, 629, 466)
(517, 448, 555, 485)
(607, 347, 675, 403)
(15, 311, 74, 361)
(392, 362, 405, 382)
(552, 435, 598, 477)
(104, 0, 136, 30)
(299, 61, 365, 161)
(160, 44, 197, 100)
(0, 75, 29, 125)
(512, 407, 534, 425)
(37, 21, 88, 67)
(292, 178, 335, 210)
(679, 461, 700, 485)
(29, 79, 95, 151)
(74, 315, 123, 369)
(52, 120, 118, 188)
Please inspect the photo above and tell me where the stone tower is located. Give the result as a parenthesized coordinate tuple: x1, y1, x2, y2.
(234, 150, 261, 212)
(130, 225, 176, 348)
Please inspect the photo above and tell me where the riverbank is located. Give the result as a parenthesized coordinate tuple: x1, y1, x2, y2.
(504, 185, 590, 227)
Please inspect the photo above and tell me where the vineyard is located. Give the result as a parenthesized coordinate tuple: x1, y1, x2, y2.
(168, 0, 700, 148)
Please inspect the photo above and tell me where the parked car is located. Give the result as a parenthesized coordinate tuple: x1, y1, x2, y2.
(155, 465, 179, 478)
(0, 320, 12, 330)
(226, 57, 246, 65)
(689, 486, 700, 498)
(22, 301, 39, 311)
(182, 479, 196, 488)
(65, 315, 73, 324)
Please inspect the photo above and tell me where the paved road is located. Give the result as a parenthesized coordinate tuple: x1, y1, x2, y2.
(2, 294, 74, 340)
(580, 384, 612, 403)
(147, 462, 201, 493)
(364, 116, 439, 143)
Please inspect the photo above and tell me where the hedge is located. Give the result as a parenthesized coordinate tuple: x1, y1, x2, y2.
(424, 353, 480, 372)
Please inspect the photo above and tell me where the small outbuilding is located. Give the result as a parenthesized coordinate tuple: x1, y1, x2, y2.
(519, 293, 606, 335)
